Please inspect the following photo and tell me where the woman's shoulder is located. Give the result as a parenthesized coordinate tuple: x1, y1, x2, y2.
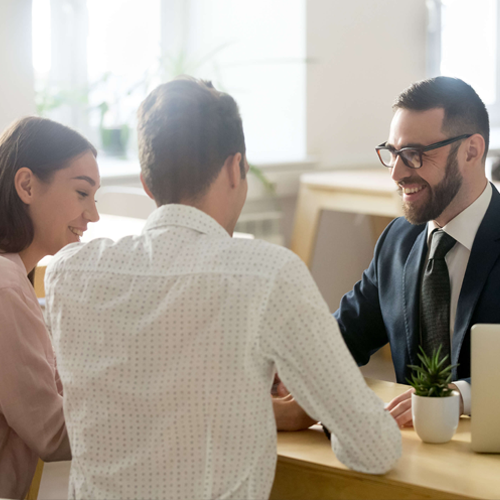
(0, 255, 43, 325)
(0, 254, 28, 292)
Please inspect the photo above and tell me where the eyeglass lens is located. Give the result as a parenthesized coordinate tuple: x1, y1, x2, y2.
(379, 148, 421, 169)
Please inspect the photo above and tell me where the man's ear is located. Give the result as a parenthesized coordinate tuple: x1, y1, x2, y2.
(465, 133, 485, 164)
(140, 172, 156, 201)
(14, 168, 35, 205)
(225, 153, 242, 189)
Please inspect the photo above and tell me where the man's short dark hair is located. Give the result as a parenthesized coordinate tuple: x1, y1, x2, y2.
(137, 76, 246, 205)
(394, 76, 489, 161)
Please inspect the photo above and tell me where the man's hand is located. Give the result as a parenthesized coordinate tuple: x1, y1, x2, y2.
(273, 395, 318, 431)
(386, 388, 415, 428)
(386, 385, 464, 428)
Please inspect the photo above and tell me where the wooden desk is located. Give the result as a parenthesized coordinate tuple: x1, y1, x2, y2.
(290, 169, 402, 267)
(271, 379, 500, 500)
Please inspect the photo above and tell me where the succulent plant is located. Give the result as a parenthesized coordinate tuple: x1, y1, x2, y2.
(407, 346, 459, 397)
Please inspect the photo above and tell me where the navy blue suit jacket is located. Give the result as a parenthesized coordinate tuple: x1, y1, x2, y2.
(334, 183, 500, 384)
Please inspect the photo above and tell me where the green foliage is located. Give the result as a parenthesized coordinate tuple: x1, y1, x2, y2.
(34, 46, 278, 193)
(406, 346, 459, 398)
(248, 164, 275, 195)
(100, 124, 130, 158)
(35, 85, 89, 117)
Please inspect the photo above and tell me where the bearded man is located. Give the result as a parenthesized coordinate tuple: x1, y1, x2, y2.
(275, 76, 500, 431)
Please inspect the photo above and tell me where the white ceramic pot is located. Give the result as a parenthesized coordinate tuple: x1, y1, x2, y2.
(412, 391, 460, 444)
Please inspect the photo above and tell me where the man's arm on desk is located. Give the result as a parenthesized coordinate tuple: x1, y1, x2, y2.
(273, 231, 391, 433)
(262, 254, 401, 474)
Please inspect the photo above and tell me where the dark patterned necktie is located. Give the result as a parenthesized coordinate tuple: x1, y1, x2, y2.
(420, 229, 456, 362)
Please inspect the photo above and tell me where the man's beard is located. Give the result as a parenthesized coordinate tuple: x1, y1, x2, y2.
(401, 148, 463, 225)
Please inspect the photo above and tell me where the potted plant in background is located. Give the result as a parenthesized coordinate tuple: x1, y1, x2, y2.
(98, 101, 130, 158)
(36, 47, 277, 199)
(408, 346, 460, 444)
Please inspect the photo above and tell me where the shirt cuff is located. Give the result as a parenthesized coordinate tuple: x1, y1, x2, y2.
(453, 380, 471, 415)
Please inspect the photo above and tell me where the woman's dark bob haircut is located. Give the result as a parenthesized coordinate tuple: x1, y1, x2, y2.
(0, 116, 97, 254)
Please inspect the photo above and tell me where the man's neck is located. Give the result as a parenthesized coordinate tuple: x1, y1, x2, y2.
(178, 198, 234, 236)
(435, 177, 488, 227)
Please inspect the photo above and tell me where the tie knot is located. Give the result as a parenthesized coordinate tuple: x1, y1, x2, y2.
(429, 230, 456, 260)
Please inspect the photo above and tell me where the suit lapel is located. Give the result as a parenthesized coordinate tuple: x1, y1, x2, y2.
(402, 228, 428, 366)
(453, 185, 500, 374)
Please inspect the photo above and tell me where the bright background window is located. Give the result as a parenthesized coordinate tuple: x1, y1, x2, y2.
(441, 0, 497, 104)
(430, 0, 500, 126)
(32, 0, 306, 163)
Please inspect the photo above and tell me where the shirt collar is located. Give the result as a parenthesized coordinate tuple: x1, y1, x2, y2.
(427, 182, 492, 251)
(143, 204, 231, 239)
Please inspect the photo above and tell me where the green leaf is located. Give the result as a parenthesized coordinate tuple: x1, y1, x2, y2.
(248, 164, 275, 194)
(407, 345, 460, 397)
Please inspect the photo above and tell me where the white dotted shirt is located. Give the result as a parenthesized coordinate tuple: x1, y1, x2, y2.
(45, 204, 401, 500)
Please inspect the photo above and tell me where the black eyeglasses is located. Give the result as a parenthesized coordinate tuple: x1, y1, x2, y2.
(375, 134, 473, 169)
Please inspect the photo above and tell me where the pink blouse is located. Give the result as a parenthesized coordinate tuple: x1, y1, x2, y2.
(0, 253, 70, 499)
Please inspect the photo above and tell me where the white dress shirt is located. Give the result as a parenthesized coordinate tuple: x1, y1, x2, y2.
(45, 204, 400, 500)
(426, 182, 492, 414)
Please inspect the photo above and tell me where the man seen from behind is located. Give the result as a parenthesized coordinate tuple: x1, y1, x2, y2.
(45, 77, 401, 500)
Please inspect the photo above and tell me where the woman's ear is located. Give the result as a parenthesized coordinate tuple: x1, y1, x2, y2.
(14, 168, 35, 205)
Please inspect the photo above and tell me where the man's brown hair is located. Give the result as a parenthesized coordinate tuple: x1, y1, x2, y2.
(137, 77, 246, 206)
(394, 76, 489, 161)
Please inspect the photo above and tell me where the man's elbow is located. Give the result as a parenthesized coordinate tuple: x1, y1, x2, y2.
(332, 420, 402, 475)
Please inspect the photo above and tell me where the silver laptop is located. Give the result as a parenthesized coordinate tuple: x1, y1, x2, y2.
(471, 324, 500, 452)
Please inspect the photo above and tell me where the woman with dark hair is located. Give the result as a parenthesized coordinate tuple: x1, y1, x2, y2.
(0, 116, 100, 499)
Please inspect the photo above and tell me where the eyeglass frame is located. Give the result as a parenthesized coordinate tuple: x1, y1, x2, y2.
(375, 134, 473, 169)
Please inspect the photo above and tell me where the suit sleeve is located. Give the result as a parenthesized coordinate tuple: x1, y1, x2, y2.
(0, 287, 71, 462)
(333, 220, 397, 366)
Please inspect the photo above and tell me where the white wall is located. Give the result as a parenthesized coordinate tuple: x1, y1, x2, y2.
(305, 0, 427, 311)
(307, 0, 427, 168)
(0, 0, 35, 133)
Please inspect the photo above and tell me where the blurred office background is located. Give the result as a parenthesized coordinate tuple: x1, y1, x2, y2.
(1, 0, 498, 326)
